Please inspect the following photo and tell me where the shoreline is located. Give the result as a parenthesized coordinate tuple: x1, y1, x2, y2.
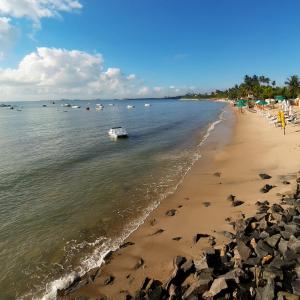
(59, 105, 300, 299)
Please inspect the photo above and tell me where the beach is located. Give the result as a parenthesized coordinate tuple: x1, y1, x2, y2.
(60, 104, 300, 299)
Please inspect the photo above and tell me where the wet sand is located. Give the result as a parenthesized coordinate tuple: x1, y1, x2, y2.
(66, 105, 300, 299)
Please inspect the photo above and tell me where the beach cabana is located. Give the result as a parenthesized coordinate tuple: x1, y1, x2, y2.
(236, 99, 246, 107)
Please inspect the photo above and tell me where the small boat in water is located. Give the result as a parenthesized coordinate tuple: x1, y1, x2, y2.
(86, 107, 90, 111)
(108, 127, 128, 138)
(127, 105, 135, 109)
(96, 104, 104, 110)
(108, 103, 114, 106)
(71, 105, 81, 109)
(144, 103, 151, 107)
(61, 103, 71, 107)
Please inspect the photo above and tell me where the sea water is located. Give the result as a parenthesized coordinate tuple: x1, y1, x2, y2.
(0, 99, 226, 299)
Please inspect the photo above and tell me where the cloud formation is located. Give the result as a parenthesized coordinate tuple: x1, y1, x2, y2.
(0, 47, 187, 100)
(0, 0, 82, 27)
(0, 17, 18, 59)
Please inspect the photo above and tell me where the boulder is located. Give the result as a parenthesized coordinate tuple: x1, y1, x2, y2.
(255, 278, 275, 300)
(104, 275, 114, 285)
(202, 277, 228, 299)
(277, 291, 299, 300)
(236, 241, 252, 261)
(193, 233, 210, 243)
(232, 199, 245, 207)
(182, 278, 211, 299)
(260, 184, 274, 193)
(259, 173, 272, 179)
(166, 209, 177, 216)
(265, 234, 281, 248)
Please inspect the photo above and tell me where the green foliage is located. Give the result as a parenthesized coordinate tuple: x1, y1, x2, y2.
(181, 74, 300, 100)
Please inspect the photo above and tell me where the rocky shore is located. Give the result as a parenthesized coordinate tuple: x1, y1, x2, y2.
(57, 173, 300, 299)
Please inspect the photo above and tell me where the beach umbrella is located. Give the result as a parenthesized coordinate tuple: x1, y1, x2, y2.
(236, 99, 246, 107)
(256, 100, 268, 106)
(275, 95, 285, 102)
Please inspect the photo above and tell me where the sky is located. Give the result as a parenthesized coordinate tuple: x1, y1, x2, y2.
(1, 0, 300, 100)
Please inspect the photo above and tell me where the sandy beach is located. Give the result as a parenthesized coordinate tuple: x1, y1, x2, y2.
(61, 104, 300, 299)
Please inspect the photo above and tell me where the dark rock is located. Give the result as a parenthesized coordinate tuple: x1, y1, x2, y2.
(103, 251, 113, 262)
(140, 277, 151, 290)
(174, 256, 186, 268)
(293, 216, 300, 225)
(172, 236, 182, 241)
(255, 278, 274, 300)
(166, 209, 177, 216)
(260, 184, 274, 193)
(265, 234, 281, 248)
(244, 256, 261, 266)
(288, 236, 300, 253)
(259, 231, 270, 239)
(182, 278, 211, 299)
(152, 229, 164, 235)
(232, 199, 244, 207)
(104, 275, 114, 285)
(278, 239, 288, 255)
(134, 258, 144, 269)
(214, 172, 221, 177)
(277, 291, 299, 300)
(255, 239, 274, 258)
(222, 231, 235, 240)
(193, 233, 210, 243)
(283, 181, 291, 185)
(227, 194, 235, 202)
(292, 279, 300, 296)
(181, 260, 194, 274)
(271, 203, 284, 213)
(208, 236, 216, 246)
(202, 201, 211, 207)
(120, 241, 135, 249)
(259, 173, 272, 180)
(236, 240, 252, 261)
(202, 277, 228, 299)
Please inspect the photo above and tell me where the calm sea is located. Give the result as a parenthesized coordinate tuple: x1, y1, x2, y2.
(0, 99, 226, 299)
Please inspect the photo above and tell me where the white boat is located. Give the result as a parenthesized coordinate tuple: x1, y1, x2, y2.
(96, 104, 104, 110)
(71, 105, 81, 108)
(127, 105, 135, 109)
(61, 103, 71, 107)
(108, 127, 128, 138)
(108, 103, 114, 106)
(144, 103, 151, 107)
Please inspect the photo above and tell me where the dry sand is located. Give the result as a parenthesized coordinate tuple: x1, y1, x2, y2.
(69, 105, 300, 299)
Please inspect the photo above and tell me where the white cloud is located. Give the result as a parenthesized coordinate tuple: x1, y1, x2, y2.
(127, 74, 136, 80)
(0, 17, 18, 58)
(0, 47, 158, 100)
(138, 86, 150, 96)
(0, 0, 82, 27)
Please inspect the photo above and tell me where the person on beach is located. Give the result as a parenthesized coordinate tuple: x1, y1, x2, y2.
(282, 99, 290, 114)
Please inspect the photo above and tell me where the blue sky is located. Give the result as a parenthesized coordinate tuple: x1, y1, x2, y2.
(1, 0, 300, 100)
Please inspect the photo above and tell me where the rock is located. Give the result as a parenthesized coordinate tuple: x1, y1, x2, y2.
(140, 277, 151, 290)
(255, 239, 274, 259)
(172, 236, 182, 241)
(259, 173, 272, 179)
(134, 258, 144, 269)
(182, 278, 211, 299)
(120, 241, 135, 249)
(265, 234, 281, 248)
(292, 279, 300, 296)
(194, 254, 208, 271)
(277, 291, 299, 300)
(152, 229, 164, 235)
(166, 209, 177, 216)
(288, 236, 300, 253)
(255, 278, 275, 300)
(227, 194, 235, 202)
(293, 216, 300, 225)
(278, 239, 288, 255)
(202, 201, 211, 207)
(181, 260, 194, 274)
(202, 277, 228, 299)
(104, 275, 114, 285)
(262, 255, 273, 265)
(222, 231, 235, 240)
(260, 184, 274, 193)
(103, 251, 113, 262)
(283, 181, 291, 185)
(236, 240, 251, 261)
(193, 233, 210, 243)
(259, 231, 270, 239)
(214, 172, 221, 177)
(271, 203, 284, 213)
(174, 256, 186, 268)
(232, 199, 244, 207)
(208, 236, 216, 246)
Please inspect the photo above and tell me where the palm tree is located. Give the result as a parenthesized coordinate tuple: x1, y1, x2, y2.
(285, 75, 300, 98)
(272, 80, 276, 87)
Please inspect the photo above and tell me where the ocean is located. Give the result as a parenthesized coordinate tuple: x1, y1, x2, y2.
(0, 99, 226, 299)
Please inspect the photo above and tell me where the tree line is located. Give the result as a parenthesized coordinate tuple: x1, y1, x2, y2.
(182, 75, 300, 100)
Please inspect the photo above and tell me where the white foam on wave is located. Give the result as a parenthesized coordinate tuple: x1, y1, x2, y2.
(36, 106, 228, 300)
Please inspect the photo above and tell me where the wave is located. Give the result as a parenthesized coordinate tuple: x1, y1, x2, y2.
(23, 105, 229, 300)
